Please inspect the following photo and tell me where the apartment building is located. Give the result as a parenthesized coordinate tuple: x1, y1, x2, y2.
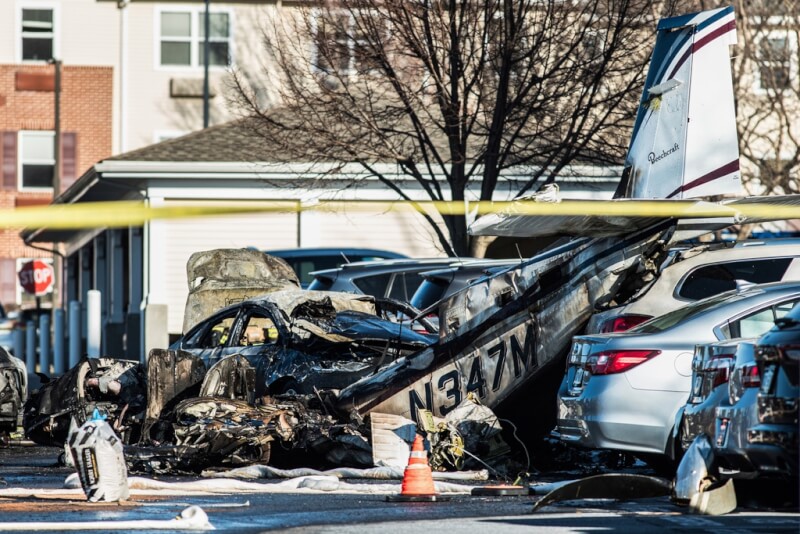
(0, 0, 279, 308)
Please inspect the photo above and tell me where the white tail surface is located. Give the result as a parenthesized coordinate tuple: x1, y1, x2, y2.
(624, 6, 740, 200)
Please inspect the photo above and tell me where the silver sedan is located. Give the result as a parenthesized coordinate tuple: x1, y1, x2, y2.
(557, 282, 800, 462)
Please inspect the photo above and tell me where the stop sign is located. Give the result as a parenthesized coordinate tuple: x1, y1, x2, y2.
(18, 260, 54, 296)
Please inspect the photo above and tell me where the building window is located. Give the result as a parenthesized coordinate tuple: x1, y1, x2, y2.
(21, 7, 54, 61)
(758, 33, 792, 91)
(19, 131, 55, 190)
(159, 9, 231, 68)
(313, 11, 384, 75)
(485, 14, 533, 81)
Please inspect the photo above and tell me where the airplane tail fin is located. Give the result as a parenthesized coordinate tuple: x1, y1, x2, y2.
(470, 7, 747, 240)
(617, 6, 741, 200)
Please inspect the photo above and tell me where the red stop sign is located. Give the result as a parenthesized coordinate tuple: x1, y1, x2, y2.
(18, 260, 54, 296)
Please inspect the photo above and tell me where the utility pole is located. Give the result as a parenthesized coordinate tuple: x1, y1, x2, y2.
(50, 58, 62, 196)
(203, 0, 210, 128)
(49, 58, 63, 310)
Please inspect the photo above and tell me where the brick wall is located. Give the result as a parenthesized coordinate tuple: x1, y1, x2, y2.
(0, 64, 113, 306)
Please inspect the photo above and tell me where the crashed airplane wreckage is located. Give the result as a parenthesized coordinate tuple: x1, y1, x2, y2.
(22, 6, 799, 472)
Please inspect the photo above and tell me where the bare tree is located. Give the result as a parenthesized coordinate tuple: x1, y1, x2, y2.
(731, 0, 800, 198)
(233, 0, 670, 256)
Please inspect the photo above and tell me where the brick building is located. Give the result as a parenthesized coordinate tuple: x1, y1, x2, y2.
(0, 63, 112, 307)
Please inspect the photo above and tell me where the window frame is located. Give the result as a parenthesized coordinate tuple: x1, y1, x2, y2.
(153, 130, 190, 143)
(155, 5, 234, 71)
(182, 308, 240, 350)
(674, 257, 795, 302)
(311, 8, 387, 76)
(755, 29, 797, 93)
(17, 2, 59, 63)
(18, 130, 56, 192)
(720, 298, 800, 339)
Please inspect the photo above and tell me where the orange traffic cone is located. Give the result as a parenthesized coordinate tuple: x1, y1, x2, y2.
(386, 434, 448, 502)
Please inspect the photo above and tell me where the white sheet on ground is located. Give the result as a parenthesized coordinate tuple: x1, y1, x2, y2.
(202, 464, 489, 481)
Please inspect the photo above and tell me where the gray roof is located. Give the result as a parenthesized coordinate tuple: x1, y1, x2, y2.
(108, 119, 287, 163)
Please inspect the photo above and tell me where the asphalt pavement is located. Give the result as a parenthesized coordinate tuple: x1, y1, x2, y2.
(0, 445, 795, 533)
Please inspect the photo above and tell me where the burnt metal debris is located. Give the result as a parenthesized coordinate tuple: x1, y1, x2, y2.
(183, 248, 300, 333)
(531, 473, 672, 512)
(24, 236, 671, 472)
(24, 357, 146, 446)
(24, 285, 438, 472)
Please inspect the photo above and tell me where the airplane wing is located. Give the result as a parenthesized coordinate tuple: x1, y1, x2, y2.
(468, 198, 730, 239)
(469, 195, 800, 241)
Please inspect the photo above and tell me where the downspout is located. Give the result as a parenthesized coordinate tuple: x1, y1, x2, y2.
(118, 0, 129, 153)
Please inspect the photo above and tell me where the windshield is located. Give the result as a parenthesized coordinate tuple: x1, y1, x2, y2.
(633, 290, 752, 334)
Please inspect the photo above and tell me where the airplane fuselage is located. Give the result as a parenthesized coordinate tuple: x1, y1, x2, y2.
(335, 221, 675, 423)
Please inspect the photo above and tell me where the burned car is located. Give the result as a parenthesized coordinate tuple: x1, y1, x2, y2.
(171, 290, 436, 396)
(0, 348, 27, 439)
(24, 290, 436, 454)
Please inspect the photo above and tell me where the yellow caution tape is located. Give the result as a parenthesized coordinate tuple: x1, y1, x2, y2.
(7, 199, 800, 231)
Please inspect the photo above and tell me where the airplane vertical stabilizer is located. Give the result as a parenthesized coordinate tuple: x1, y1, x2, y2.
(623, 6, 740, 200)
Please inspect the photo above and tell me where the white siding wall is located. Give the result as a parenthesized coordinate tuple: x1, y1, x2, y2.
(126, 2, 280, 152)
(300, 208, 446, 257)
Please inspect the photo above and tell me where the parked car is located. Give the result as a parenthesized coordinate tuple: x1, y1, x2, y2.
(557, 282, 800, 466)
(308, 258, 476, 303)
(265, 248, 408, 288)
(712, 339, 763, 477)
(409, 259, 522, 312)
(745, 302, 799, 478)
(587, 239, 800, 333)
(676, 338, 757, 452)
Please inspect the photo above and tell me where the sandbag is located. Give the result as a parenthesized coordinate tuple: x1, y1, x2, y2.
(68, 413, 130, 502)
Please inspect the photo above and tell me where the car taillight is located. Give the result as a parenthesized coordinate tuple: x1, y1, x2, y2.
(741, 363, 761, 388)
(598, 314, 652, 333)
(589, 350, 661, 375)
(704, 352, 735, 389)
(756, 344, 800, 362)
